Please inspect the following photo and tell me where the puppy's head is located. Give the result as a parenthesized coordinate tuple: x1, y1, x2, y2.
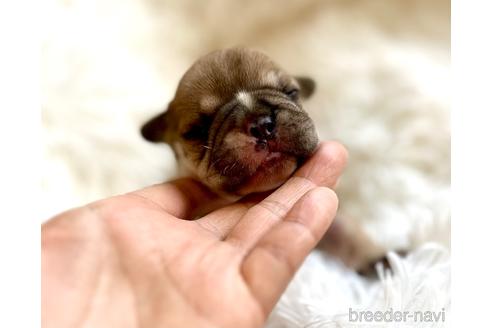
(142, 48, 318, 196)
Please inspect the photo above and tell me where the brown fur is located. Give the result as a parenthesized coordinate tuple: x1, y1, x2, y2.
(142, 48, 317, 196)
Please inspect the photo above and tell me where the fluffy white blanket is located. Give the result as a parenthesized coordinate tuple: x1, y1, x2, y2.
(42, 0, 450, 326)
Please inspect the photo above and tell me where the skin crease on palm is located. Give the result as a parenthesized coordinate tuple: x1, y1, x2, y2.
(42, 141, 348, 328)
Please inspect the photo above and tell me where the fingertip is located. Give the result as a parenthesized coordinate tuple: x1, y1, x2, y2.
(315, 141, 349, 170)
(296, 141, 349, 188)
(309, 186, 339, 211)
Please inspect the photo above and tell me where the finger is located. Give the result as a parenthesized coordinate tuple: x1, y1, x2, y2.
(194, 201, 256, 240)
(241, 187, 338, 315)
(193, 192, 267, 239)
(224, 141, 347, 249)
(130, 178, 229, 220)
(294, 140, 348, 189)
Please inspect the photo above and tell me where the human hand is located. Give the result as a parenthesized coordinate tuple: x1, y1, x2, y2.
(42, 141, 347, 328)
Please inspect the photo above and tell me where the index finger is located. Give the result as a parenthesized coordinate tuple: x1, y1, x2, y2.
(224, 141, 348, 249)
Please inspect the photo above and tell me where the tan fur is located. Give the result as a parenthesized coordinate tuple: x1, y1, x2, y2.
(141, 48, 318, 195)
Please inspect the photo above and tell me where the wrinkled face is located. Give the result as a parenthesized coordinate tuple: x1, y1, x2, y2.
(141, 48, 318, 196)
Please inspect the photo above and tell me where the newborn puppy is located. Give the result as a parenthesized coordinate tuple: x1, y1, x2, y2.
(141, 48, 388, 272)
(141, 48, 318, 196)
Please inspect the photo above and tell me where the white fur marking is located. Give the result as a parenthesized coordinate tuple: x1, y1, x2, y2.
(236, 91, 254, 109)
(263, 70, 279, 86)
(200, 95, 220, 112)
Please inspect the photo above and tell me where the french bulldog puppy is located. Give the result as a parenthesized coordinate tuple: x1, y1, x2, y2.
(142, 48, 318, 196)
(141, 48, 387, 271)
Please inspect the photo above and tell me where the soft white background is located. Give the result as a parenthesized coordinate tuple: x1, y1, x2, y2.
(40, 0, 454, 326)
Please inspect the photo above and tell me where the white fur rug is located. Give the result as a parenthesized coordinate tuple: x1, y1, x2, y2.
(42, 0, 450, 326)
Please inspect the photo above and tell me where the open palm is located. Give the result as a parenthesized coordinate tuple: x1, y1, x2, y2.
(42, 141, 347, 328)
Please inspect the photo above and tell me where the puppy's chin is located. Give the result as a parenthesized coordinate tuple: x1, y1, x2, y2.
(205, 131, 315, 196)
(234, 148, 298, 196)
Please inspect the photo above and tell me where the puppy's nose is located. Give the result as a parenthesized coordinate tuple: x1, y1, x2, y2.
(247, 115, 275, 140)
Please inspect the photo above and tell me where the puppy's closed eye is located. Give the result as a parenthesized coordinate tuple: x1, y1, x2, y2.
(280, 77, 315, 101)
(284, 88, 300, 101)
(182, 114, 213, 141)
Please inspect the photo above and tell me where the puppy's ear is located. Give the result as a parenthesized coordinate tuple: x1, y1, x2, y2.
(295, 76, 316, 99)
(141, 111, 168, 143)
